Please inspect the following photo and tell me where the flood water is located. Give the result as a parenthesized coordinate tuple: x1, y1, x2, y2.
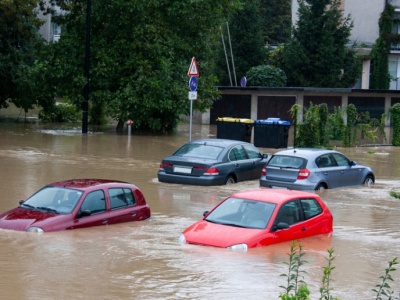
(0, 121, 400, 300)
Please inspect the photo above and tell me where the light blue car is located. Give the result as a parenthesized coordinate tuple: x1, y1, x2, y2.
(259, 148, 375, 191)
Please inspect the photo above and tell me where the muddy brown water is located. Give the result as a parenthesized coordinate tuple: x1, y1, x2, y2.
(0, 122, 399, 300)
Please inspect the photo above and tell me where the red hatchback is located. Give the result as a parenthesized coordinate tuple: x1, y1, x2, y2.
(180, 189, 332, 251)
(0, 179, 151, 233)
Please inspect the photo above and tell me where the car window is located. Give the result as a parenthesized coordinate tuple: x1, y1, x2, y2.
(300, 198, 322, 220)
(268, 155, 305, 169)
(80, 190, 106, 215)
(274, 200, 301, 226)
(332, 153, 350, 166)
(174, 144, 223, 159)
(316, 154, 335, 168)
(228, 146, 247, 161)
(109, 188, 136, 210)
(243, 144, 262, 159)
(205, 197, 276, 229)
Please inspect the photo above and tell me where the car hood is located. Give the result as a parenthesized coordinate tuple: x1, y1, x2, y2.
(183, 220, 263, 248)
(0, 208, 64, 231)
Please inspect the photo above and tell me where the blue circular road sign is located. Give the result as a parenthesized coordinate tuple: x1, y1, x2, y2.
(189, 76, 198, 91)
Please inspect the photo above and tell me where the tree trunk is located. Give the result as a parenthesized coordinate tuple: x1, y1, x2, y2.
(116, 119, 124, 133)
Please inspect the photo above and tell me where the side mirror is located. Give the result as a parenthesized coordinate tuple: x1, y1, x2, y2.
(203, 211, 209, 217)
(19, 200, 25, 205)
(350, 161, 356, 166)
(272, 222, 290, 232)
(78, 210, 92, 218)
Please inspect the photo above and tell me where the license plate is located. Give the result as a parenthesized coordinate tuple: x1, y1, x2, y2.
(269, 185, 287, 189)
(174, 166, 192, 174)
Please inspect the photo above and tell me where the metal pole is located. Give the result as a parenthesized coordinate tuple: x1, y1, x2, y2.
(82, 0, 91, 134)
(226, 22, 237, 86)
(189, 98, 193, 141)
(220, 26, 232, 86)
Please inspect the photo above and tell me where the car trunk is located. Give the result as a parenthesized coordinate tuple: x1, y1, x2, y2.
(162, 157, 217, 177)
(265, 166, 299, 183)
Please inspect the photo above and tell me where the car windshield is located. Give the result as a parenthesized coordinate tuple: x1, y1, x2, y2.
(205, 197, 276, 229)
(174, 144, 223, 159)
(20, 186, 83, 214)
(268, 155, 306, 169)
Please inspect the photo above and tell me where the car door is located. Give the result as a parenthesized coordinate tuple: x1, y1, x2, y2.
(228, 145, 254, 181)
(331, 152, 361, 187)
(315, 154, 342, 188)
(242, 144, 266, 179)
(107, 187, 141, 224)
(71, 189, 109, 229)
(270, 200, 306, 244)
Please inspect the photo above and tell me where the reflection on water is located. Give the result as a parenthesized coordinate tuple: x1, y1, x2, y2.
(0, 122, 400, 299)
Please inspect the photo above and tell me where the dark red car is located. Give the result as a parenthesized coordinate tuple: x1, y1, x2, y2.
(179, 189, 333, 251)
(0, 179, 151, 233)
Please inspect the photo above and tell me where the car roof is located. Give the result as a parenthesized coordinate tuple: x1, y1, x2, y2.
(189, 138, 248, 147)
(274, 148, 337, 158)
(49, 179, 131, 190)
(229, 188, 320, 205)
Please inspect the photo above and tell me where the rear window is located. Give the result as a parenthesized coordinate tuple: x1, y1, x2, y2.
(174, 144, 223, 159)
(267, 155, 306, 169)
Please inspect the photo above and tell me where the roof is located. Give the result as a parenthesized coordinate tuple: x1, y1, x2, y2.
(49, 179, 130, 189)
(190, 138, 248, 147)
(274, 148, 336, 158)
(229, 188, 319, 205)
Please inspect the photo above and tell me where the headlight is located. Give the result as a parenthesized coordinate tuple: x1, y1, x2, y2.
(178, 234, 186, 244)
(27, 227, 44, 233)
(227, 243, 248, 252)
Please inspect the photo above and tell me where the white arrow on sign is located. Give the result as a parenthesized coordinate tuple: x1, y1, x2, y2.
(187, 57, 199, 76)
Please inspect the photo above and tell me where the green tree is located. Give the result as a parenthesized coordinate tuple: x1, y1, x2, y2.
(41, 0, 240, 132)
(0, 0, 44, 111)
(282, 0, 360, 88)
(370, 4, 395, 90)
(260, 0, 291, 45)
(216, 0, 266, 86)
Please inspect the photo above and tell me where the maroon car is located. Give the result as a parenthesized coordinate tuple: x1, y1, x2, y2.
(0, 179, 151, 233)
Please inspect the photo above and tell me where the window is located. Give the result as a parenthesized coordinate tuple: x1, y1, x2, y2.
(174, 144, 223, 159)
(332, 153, 350, 167)
(243, 144, 261, 159)
(80, 190, 106, 215)
(275, 200, 301, 226)
(316, 154, 334, 168)
(109, 188, 136, 210)
(268, 155, 305, 169)
(228, 146, 247, 161)
(300, 198, 322, 220)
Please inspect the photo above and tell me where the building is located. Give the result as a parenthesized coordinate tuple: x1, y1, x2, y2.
(37, 3, 62, 42)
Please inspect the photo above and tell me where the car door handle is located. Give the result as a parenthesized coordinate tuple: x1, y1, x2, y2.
(324, 172, 328, 175)
(301, 227, 306, 231)
(102, 218, 108, 224)
(341, 171, 345, 174)
(131, 212, 137, 216)
(235, 163, 240, 167)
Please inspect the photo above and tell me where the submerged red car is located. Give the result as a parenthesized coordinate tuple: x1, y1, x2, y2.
(179, 189, 333, 251)
(0, 179, 151, 233)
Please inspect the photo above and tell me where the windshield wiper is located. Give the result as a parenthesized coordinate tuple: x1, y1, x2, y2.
(36, 207, 59, 214)
(206, 219, 247, 228)
(20, 203, 36, 210)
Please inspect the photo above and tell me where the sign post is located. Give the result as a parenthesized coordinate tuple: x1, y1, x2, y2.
(187, 57, 199, 141)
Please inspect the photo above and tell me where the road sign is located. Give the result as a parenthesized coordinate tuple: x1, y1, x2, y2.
(188, 91, 197, 100)
(189, 76, 198, 91)
(187, 57, 199, 76)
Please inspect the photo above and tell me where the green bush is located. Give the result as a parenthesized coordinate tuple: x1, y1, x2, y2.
(246, 65, 287, 87)
(39, 101, 81, 123)
(390, 103, 400, 146)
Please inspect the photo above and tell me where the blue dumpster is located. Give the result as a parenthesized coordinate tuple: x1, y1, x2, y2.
(254, 118, 290, 148)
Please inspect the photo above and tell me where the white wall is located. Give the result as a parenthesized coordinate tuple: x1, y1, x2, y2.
(291, 0, 385, 46)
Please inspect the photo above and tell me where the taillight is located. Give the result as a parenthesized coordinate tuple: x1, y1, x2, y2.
(160, 162, 172, 171)
(261, 165, 267, 176)
(297, 168, 310, 180)
(204, 167, 219, 175)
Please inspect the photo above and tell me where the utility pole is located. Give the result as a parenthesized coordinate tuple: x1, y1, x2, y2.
(82, 0, 91, 134)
